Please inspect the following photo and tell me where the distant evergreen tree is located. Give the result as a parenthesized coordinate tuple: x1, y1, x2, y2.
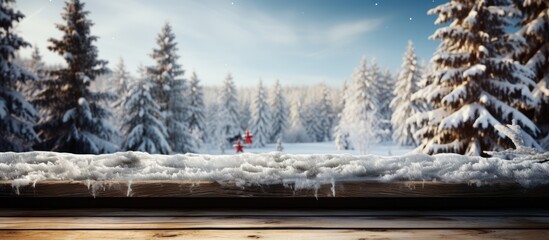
(249, 80, 271, 148)
(17, 46, 44, 101)
(147, 23, 195, 153)
(0, 0, 40, 151)
(121, 74, 170, 154)
(315, 85, 334, 141)
(167, 75, 196, 153)
(287, 99, 310, 143)
(339, 57, 379, 153)
(239, 97, 251, 132)
(391, 41, 423, 146)
(513, 0, 549, 140)
(34, 0, 116, 153)
(111, 58, 132, 129)
(205, 100, 221, 148)
(269, 79, 289, 142)
(367, 60, 389, 143)
(411, 0, 539, 155)
(302, 102, 323, 142)
(28, 47, 45, 79)
(377, 69, 394, 143)
(334, 81, 352, 150)
(218, 73, 241, 139)
(188, 71, 206, 146)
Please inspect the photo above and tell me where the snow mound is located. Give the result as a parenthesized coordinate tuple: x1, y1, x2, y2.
(1, 151, 548, 195)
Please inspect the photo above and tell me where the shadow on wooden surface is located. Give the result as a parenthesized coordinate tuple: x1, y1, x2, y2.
(1, 180, 548, 209)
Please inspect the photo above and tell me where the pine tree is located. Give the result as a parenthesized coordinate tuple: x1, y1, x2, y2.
(188, 71, 206, 146)
(0, 0, 40, 151)
(269, 79, 289, 142)
(205, 100, 221, 148)
(112, 58, 131, 102)
(287, 99, 310, 143)
(411, 0, 539, 155)
(218, 73, 241, 139)
(366, 59, 383, 144)
(34, 0, 116, 153)
(147, 22, 195, 153)
(407, 62, 434, 147)
(121, 74, 170, 154)
(339, 57, 379, 153)
(249, 80, 271, 148)
(302, 102, 323, 142)
(111, 58, 131, 129)
(513, 0, 549, 135)
(334, 81, 352, 150)
(391, 41, 423, 146)
(167, 76, 195, 153)
(17, 46, 45, 101)
(316, 85, 334, 141)
(376, 69, 394, 143)
(239, 98, 251, 132)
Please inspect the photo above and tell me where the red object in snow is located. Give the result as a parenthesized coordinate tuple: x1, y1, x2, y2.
(244, 130, 253, 144)
(234, 139, 244, 153)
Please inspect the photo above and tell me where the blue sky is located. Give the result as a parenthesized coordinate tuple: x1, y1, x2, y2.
(16, 0, 441, 87)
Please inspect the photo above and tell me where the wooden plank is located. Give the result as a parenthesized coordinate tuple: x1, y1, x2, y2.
(1, 229, 548, 240)
(1, 215, 548, 229)
(1, 180, 548, 198)
(2, 208, 549, 217)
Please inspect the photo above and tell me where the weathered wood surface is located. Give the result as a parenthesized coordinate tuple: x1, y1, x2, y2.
(1, 180, 548, 198)
(2, 229, 549, 240)
(2, 208, 549, 217)
(0, 209, 547, 239)
(1, 215, 549, 229)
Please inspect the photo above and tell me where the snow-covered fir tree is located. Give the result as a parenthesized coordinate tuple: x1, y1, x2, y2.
(315, 85, 334, 141)
(302, 102, 324, 142)
(239, 98, 251, 132)
(410, 0, 539, 155)
(286, 99, 310, 143)
(33, 0, 116, 153)
(409, 61, 434, 146)
(147, 22, 195, 153)
(121, 75, 170, 154)
(112, 58, 131, 103)
(334, 81, 352, 150)
(513, 0, 549, 140)
(249, 80, 271, 148)
(17, 46, 45, 101)
(0, 0, 40, 151)
(167, 75, 196, 153)
(269, 79, 289, 142)
(339, 57, 379, 153)
(366, 59, 383, 144)
(187, 71, 206, 146)
(28, 47, 45, 79)
(205, 100, 222, 148)
(218, 73, 241, 140)
(375, 68, 394, 143)
(391, 41, 423, 146)
(110, 58, 132, 129)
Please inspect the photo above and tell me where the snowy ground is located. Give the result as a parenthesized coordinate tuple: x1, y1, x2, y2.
(200, 141, 415, 156)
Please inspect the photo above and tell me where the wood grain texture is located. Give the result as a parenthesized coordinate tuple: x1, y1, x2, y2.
(1, 215, 549, 229)
(2, 229, 549, 240)
(2, 208, 548, 217)
(2, 180, 548, 198)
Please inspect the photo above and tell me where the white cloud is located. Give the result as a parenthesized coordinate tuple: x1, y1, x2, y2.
(15, 0, 386, 86)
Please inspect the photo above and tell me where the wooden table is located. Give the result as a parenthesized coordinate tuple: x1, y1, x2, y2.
(0, 180, 548, 239)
